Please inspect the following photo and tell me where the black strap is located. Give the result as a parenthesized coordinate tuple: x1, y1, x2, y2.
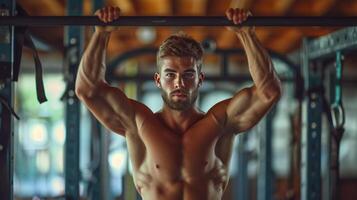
(13, 26, 26, 81)
(23, 30, 47, 103)
(13, 4, 47, 104)
(13, 4, 28, 81)
(0, 96, 20, 120)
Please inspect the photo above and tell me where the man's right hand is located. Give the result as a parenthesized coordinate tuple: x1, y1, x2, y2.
(94, 6, 121, 33)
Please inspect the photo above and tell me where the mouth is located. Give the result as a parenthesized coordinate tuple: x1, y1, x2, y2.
(171, 91, 188, 98)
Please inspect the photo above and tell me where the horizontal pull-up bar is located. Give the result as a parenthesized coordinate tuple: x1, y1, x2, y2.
(0, 16, 356, 27)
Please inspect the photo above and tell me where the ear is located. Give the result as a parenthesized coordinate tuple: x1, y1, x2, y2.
(198, 72, 204, 87)
(154, 72, 161, 88)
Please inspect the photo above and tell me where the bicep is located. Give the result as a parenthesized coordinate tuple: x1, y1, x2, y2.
(226, 86, 277, 132)
(78, 81, 136, 135)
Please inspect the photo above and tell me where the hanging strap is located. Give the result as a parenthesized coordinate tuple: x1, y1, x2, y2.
(13, 4, 47, 103)
(13, 25, 26, 81)
(23, 29, 47, 103)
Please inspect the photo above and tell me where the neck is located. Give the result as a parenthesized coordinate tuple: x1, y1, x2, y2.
(159, 104, 203, 133)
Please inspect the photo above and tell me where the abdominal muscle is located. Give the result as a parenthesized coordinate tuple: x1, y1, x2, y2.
(133, 158, 228, 200)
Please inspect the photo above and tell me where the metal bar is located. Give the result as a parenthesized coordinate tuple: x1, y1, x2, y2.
(308, 26, 357, 60)
(89, 115, 110, 200)
(322, 64, 335, 200)
(237, 133, 249, 200)
(221, 54, 229, 76)
(0, 82, 14, 200)
(0, 0, 15, 199)
(1, 16, 357, 27)
(301, 39, 323, 200)
(257, 108, 275, 200)
(64, 1, 83, 199)
(88, 0, 110, 199)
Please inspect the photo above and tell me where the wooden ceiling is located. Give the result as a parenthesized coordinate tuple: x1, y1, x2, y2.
(17, 0, 356, 61)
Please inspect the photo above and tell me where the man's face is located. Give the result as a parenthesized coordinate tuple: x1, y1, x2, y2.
(154, 56, 204, 111)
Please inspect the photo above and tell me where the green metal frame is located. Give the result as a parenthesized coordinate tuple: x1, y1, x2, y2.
(301, 38, 323, 200)
(64, 0, 83, 199)
(257, 107, 276, 200)
(301, 25, 355, 200)
(0, 0, 15, 199)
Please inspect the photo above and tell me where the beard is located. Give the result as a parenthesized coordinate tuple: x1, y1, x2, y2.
(161, 88, 199, 111)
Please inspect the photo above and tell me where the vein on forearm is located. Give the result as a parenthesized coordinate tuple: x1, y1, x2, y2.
(79, 31, 111, 87)
(237, 31, 278, 92)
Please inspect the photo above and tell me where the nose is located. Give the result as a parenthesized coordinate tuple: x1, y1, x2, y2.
(174, 75, 185, 89)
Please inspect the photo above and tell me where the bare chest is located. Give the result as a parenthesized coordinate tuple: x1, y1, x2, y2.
(126, 115, 234, 199)
(136, 116, 230, 181)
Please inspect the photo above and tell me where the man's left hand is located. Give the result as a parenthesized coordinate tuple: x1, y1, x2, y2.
(225, 8, 254, 34)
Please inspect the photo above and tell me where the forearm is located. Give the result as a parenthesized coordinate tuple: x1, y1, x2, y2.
(237, 30, 281, 100)
(77, 31, 111, 90)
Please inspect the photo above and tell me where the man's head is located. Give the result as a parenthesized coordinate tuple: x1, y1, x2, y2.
(156, 32, 204, 72)
(154, 32, 204, 111)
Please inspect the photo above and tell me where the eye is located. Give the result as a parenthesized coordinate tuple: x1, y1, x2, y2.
(165, 73, 175, 78)
(183, 73, 195, 79)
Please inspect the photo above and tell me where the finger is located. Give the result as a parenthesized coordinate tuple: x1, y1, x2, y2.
(247, 10, 253, 17)
(242, 9, 248, 20)
(244, 10, 252, 22)
(240, 9, 246, 23)
(100, 7, 107, 23)
(225, 8, 234, 20)
(98, 9, 106, 22)
(241, 10, 248, 23)
(106, 6, 112, 22)
(243, 13, 248, 22)
(111, 6, 117, 17)
(105, 6, 112, 23)
(237, 10, 242, 23)
(233, 15, 239, 24)
(108, 6, 115, 22)
(237, 8, 244, 24)
(114, 7, 121, 20)
(94, 9, 100, 16)
(233, 8, 240, 24)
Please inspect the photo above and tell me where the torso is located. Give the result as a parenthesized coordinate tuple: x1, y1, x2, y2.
(124, 106, 236, 200)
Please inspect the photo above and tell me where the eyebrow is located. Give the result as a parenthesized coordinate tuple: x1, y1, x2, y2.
(184, 69, 196, 73)
(163, 68, 196, 73)
(163, 68, 177, 73)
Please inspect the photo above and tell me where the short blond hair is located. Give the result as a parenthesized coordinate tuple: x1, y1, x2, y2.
(157, 32, 204, 72)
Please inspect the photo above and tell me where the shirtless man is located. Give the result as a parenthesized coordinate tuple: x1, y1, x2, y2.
(75, 6, 282, 200)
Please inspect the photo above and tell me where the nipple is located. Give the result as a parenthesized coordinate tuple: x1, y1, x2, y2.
(157, 186, 164, 195)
